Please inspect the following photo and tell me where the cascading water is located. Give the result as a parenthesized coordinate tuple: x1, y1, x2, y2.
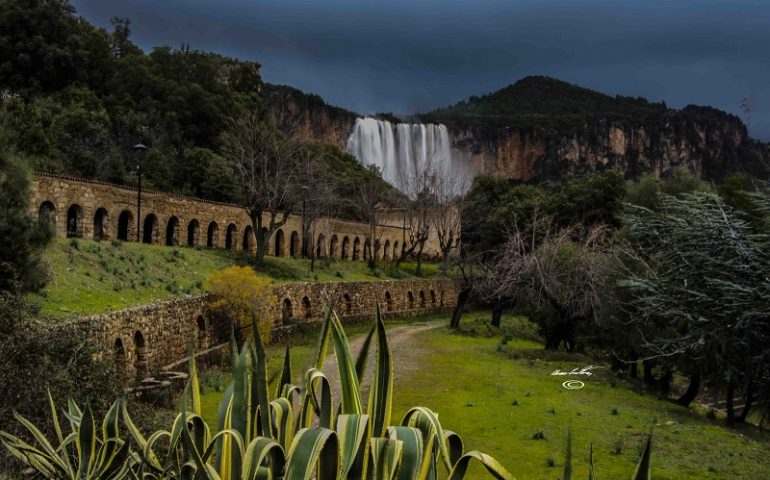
(346, 117, 468, 194)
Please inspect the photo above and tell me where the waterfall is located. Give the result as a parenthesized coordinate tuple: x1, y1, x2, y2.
(346, 117, 466, 194)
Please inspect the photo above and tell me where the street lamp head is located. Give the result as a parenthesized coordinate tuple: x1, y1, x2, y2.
(133, 143, 148, 151)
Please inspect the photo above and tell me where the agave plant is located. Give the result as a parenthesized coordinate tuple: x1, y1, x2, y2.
(148, 302, 515, 479)
(0, 391, 133, 480)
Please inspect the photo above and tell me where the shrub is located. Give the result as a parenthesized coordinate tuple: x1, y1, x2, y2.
(207, 266, 272, 342)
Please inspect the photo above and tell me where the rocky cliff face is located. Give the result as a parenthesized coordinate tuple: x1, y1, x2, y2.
(262, 84, 357, 149)
(448, 106, 766, 182)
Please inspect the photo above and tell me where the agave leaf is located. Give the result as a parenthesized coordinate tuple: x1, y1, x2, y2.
(277, 345, 293, 399)
(447, 451, 515, 480)
(368, 304, 393, 438)
(122, 402, 161, 469)
(354, 322, 377, 381)
(270, 398, 294, 450)
(251, 315, 272, 440)
(301, 369, 333, 429)
(0, 431, 65, 478)
(102, 399, 121, 442)
(284, 427, 339, 480)
(631, 435, 652, 480)
(47, 389, 64, 445)
(189, 349, 202, 417)
(76, 404, 97, 480)
(443, 431, 464, 467)
(93, 439, 131, 480)
(387, 426, 424, 480)
(329, 311, 363, 415)
(242, 437, 286, 480)
(370, 437, 404, 480)
(312, 301, 337, 370)
(401, 407, 451, 473)
(12, 412, 67, 470)
(336, 414, 369, 478)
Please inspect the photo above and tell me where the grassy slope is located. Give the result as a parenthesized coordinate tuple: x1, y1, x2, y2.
(396, 320, 769, 480)
(196, 314, 770, 480)
(30, 238, 437, 317)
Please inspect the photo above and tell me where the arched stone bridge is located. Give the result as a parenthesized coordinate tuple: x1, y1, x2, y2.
(30, 173, 441, 260)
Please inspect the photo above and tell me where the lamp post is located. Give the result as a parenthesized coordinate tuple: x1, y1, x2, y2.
(133, 143, 147, 242)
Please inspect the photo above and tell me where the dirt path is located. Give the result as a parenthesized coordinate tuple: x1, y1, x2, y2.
(322, 321, 443, 405)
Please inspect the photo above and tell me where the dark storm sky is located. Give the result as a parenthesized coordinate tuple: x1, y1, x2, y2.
(71, 0, 770, 139)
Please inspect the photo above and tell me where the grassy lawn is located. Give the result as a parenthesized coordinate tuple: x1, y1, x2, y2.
(29, 238, 438, 317)
(195, 313, 770, 480)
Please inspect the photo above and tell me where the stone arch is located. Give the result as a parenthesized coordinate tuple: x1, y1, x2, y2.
(166, 216, 180, 246)
(117, 210, 133, 241)
(419, 290, 426, 308)
(330, 235, 339, 258)
(385, 291, 393, 312)
(38, 201, 56, 230)
(430, 289, 437, 306)
(66, 204, 84, 238)
(142, 214, 159, 244)
(188, 219, 200, 246)
(342, 293, 352, 315)
(114, 337, 126, 371)
(274, 229, 286, 257)
(197, 315, 207, 349)
(282, 298, 293, 324)
(290, 231, 300, 257)
(440, 290, 445, 307)
(316, 233, 326, 258)
(407, 291, 414, 310)
(341, 236, 350, 259)
(133, 331, 147, 377)
(363, 239, 371, 261)
(383, 240, 390, 260)
(353, 237, 361, 261)
(242, 225, 254, 252)
(302, 296, 312, 318)
(393, 241, 399, 260)
(225, 223, 237, 250)
(374, 239, 381, 260)
(93, 207, 109, 240)
(207, 222, 219, 248)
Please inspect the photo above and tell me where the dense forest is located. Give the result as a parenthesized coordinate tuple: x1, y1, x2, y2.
(0, 0, 383, 206)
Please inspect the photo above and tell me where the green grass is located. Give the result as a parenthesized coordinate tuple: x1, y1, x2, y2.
(29, 238, 438, 317)
(394, 319, 770, 480)
(196, 314, 770, 480)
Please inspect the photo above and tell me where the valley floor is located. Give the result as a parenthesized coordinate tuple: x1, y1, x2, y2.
(196, 314, 770, 480)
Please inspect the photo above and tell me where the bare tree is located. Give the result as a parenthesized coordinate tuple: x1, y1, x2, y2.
(488, 216, 613, 351)
(297, 147, 337, 272)
(354, 165, 389, 269)
(430, 169, 466, 266)
(224, 112, 304, 263)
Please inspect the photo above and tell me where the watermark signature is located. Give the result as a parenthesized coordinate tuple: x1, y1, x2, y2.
(550, 365, 599, 377)
(551, 365, 601, 389)
(562, 380, 585, 390)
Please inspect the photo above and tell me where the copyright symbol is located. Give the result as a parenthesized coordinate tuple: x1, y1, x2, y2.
(562, 380, 585, 390)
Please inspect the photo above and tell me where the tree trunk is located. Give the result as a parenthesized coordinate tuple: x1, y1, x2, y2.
(737, 377, 754, 423)
(658, 368, 673, 396)
(415, 241, 426, 277)
(643, 360, 656, 387)
(726, 381, 736, 427)
(491, 300, 503, 328)
(450, 286, 471, 329)
(676, 373, 701, 407)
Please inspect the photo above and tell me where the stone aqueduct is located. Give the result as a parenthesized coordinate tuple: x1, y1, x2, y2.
(30, 174, 455, 375)
(30, 173, 442, 261)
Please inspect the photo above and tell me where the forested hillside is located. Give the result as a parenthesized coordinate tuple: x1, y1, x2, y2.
(0, 0, 384, 206)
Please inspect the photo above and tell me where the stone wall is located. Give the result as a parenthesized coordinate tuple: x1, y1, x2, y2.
(30, 173, 442, 259)
(82, 278, 458, 376)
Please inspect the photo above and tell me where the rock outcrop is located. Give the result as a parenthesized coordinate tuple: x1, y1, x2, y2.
(262, 83, 358, 149)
